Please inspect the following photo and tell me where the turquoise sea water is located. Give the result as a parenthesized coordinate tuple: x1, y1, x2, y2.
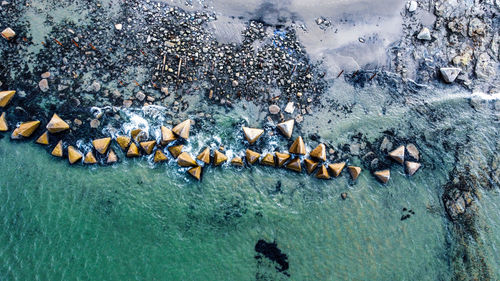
(1, 90, 500, 280)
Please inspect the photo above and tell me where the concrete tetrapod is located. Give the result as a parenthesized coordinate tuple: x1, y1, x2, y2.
(277, 119, 294, 139)
(35, 131, 49, 145)
(242, 127, 264, 144)
(46, 114, 70, 133)
(310, 143, 326, 161)
(374, 170, 390, 183)
(68, 146, 83, 164)
(172, 119, 191, 139)
(213, 150, 228, 166)
(329, 162, 346, 177)
(389, 145, 405, 164)
(0, 112, 8, 131)
(245, 149, 260, 165)
(11, 121, 40, 139)
(92, 137, 111, 154)
(197, 147, 211, 164)
(289, 136, 306, 155)
(0, 90, 15, 107)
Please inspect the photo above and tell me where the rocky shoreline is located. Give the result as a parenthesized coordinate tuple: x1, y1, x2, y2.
(1, 0, 499, 279)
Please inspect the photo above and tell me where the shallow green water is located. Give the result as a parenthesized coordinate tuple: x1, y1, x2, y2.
(0, 136, 451, 280)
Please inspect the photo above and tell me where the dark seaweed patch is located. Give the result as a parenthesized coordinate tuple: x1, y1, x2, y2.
(254, 240, 289, 276)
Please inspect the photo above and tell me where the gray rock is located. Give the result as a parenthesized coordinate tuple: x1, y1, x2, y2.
(268, 104, 280, 115)
(417, 27, 431, 40)
(41, 72, 51, 79)
(136, 91, 146, 101)
(406, 0, 417, 12)
(475, 53, 496, 79)
(39, 79, 49, 92)
(440, 67, 461, 83)
(58, 84, 69, 91)
(380, 137, 393, 152)
(406, 143, 419, 160)
(284, 102, 294, 114)
(115, 23, 123, 30)
(468, 18, 485, 37)
(88, 81, 101, 92)
(350, 143, 360, 155)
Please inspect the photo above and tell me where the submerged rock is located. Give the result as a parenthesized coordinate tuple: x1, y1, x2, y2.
(389, 145, 405, 164)
(68, 146, 83, 164)
(374, 170, 391, 183)
(46, 114, 69, 133)
(11, 121, 40, 138)
(289, 136, 306, 155)
(406, 143, 419, 160)
(315, 165, 330, 179)
(177, 152, 197, 167)
(304, 158, 318, 174)
(168, 144, 183, 158)
(277, 119, 294, 139)
(329, 162, 346, 177)
(84, 151, 98, 164)
(35, 131, 49, 145)
(417, 27, 431, 40)
(154, 150, 168, 163)
(116, 136, 131, 151)
(188, 166, 202, 180)
(275, 152, 290, 167)
(310, 143, 326, 161)
(405, 161, 421, 176)
(245, 149, 260, 165)
(0, 112, 7, 131)
(348, 166, 362, 180)
(285, 157, 302, 172)
(242, 126, 264, 144)
(268, 104, 280, 114)
(51, 140, 63, 157)
(92, 137, 111, 154)
(160, 126, 176, 145)
(440, 67, 461, 83)
(213, 150, 228, 166)
(0, 90, 15, 107)
(1, 27, 15, 40)
(172, 119, 191, 139)
(140, 140, 156, 155)
(341, 192, 348, 200)
(197, 147, 211, 164)
(126, 142, 140, 157)
(261, 153, 275, 166)
(38, 79, 49, 92)
(231, 157, 244, 167)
